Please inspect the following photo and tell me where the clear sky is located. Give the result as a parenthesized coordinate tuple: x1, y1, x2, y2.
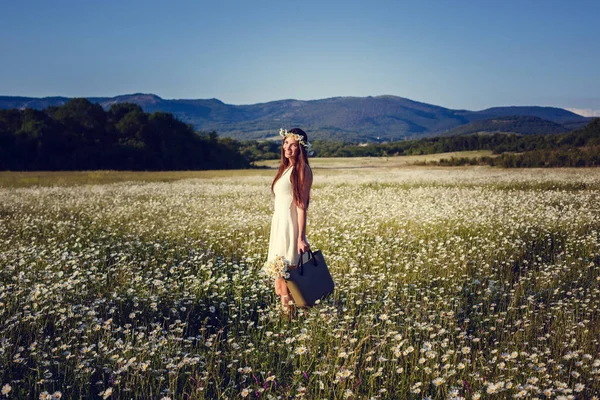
(1, 0, 599, 115)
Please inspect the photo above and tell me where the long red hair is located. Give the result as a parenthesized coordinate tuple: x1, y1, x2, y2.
(271, 128, 311, 208)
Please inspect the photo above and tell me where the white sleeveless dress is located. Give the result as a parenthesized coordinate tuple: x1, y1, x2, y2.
(266, 166, 300, 267)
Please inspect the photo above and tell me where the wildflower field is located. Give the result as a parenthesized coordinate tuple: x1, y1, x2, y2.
(1, 166, 600, 399)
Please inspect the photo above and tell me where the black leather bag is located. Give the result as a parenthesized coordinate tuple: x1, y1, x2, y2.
(285, 250, 334, 307)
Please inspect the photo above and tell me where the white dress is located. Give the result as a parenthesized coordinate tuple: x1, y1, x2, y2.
(266, 166, 301, 267)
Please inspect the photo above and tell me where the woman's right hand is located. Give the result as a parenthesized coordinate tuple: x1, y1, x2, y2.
(298, 238, 310, 254)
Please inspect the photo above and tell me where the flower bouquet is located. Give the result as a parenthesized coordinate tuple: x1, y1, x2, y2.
(262, 255, 291, 282)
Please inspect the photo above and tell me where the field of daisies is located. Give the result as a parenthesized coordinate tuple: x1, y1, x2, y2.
(1, 166, 600, 400)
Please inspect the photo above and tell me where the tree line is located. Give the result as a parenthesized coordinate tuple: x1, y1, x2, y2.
(233, 118, 600, 168)
(430, 118, 600, 167)
(315, 118, 599, 158)
(1, 98, 598, 170)
(0, 99, 249, 170)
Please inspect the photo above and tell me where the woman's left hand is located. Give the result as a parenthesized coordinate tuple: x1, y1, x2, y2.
(298, 239, 310, 254)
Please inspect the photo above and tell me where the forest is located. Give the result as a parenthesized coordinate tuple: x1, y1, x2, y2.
(235, 118, 600, 168)
(428, 118, 600, 168)
(0, 99, 249, 170)
(1, 99, 599, 170)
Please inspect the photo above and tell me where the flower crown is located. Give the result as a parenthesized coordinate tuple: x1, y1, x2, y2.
(279, 128, 313, 154)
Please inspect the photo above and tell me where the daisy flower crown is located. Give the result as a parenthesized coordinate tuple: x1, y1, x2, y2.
(279, 128, 313, 155)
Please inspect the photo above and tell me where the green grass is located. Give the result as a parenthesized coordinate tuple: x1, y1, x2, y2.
(0, 169, 275, 188)
(0, 151, 496, 188)
(256, 150, 496, 169)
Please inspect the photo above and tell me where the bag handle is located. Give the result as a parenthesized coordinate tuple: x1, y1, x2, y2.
(296, 249, 317, 276)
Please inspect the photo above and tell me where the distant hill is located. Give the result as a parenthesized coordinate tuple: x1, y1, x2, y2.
(455, 106, 585, 123)
(442, 116, 570, 136)
(0, 94, 590, 142)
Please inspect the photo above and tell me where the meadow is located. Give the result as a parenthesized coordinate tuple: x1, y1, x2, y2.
(1, 164, 600, 399)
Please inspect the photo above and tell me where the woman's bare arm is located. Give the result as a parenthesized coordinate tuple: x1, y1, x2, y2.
(296, 165, 313, 253)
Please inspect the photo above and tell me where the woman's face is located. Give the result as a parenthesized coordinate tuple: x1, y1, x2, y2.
(283, 136, 300, 161)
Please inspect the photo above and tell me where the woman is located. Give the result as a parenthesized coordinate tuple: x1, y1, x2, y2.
(266, 128, 313, 313)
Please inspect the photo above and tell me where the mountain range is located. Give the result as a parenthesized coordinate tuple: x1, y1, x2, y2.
(0, 94, 591, 142)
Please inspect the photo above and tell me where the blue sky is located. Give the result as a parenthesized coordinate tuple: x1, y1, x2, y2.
(1, 0, 599, 115)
